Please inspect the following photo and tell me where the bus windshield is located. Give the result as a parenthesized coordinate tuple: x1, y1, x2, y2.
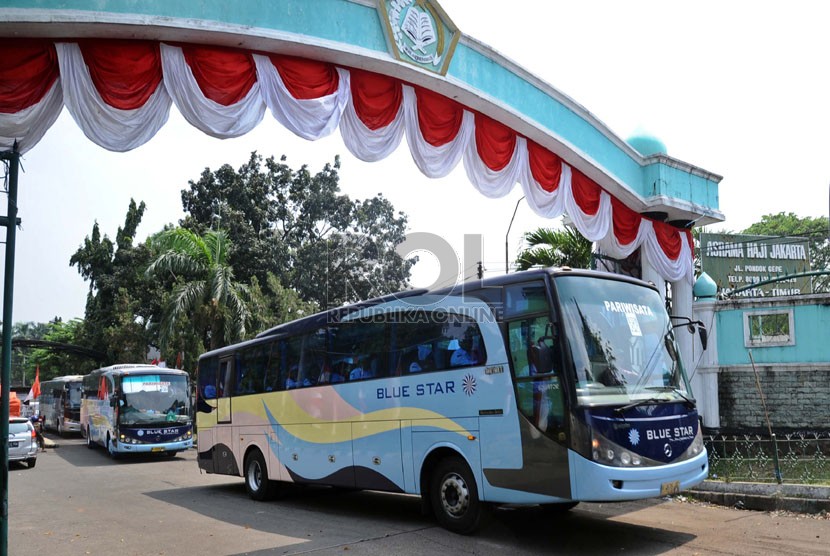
(119, 374, 190, 426)
(67, 382, 82, 408)
(555, 275, 691, 407)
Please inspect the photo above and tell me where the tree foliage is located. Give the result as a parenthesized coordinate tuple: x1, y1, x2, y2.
(180, 152, 413, 308)
(69, 199, 159, 364)
(516, 226, 593, 270)
(6, 321, 49, 385)
(27, 319, 95, 380)
(146, 227, 251, 353)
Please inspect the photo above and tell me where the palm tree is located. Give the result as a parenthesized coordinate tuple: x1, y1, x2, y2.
(146, 228, 250, 352)
(516, 226, 593, 270)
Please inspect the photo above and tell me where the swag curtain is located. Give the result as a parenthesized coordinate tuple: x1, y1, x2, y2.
(0, 39, 693, 283)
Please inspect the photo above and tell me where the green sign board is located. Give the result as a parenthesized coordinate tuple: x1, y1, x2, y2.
(699, 233, 812, 297)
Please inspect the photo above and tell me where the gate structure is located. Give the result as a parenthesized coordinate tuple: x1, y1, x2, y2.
(0, 2, 724, 550)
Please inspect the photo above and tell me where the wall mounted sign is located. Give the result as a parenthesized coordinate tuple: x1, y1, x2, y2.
(700, 233, 812, 297)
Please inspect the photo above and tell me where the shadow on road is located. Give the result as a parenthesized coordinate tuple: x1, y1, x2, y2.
(42, 432, 189, 468)
(145, 481, 697, 555)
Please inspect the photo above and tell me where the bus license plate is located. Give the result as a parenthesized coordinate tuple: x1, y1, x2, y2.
(151, 447, 164, 452)
(660, 481, 680, 496)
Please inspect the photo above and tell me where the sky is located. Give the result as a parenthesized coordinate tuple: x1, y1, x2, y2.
(3, 0, 830, 324)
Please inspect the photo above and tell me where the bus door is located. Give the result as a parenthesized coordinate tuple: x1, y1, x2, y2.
(482, 281, 572, 499)
(506, 314, 571, 498)
(213, 356, 239, 475)
(217, 357, 233, 424)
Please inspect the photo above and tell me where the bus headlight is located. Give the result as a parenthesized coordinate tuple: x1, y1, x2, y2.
(591, 433, 660, 468)
(678, 427, 706, 460)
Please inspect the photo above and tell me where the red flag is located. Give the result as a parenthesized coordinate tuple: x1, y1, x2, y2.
(25, 365, 41, 401)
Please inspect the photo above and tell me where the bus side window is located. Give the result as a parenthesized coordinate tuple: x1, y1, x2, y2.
(236, 344, 268, 395)
(262, 340, 281, 392)
(218, 358, 234, 398)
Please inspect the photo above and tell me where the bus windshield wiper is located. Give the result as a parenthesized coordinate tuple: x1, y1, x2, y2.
(645, 386, 695, 408)
(613, 397, 665, 415)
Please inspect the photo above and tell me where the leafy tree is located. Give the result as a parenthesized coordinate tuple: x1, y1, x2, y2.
(247, 272, 317, 335)
(180, 152, 413, 309)
(27, 319, 96, 380)
(146, 227, 250, 352)
(516, 226, 593, 270)
(742, 212, 830, 292)
(69, 199, 159, 363)
(7, 321, 48, 385)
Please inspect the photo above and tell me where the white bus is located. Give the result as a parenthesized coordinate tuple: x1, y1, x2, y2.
(81, 364, 193, 457)
(196, 269, 709, 533)
(40, 375, 84, 435)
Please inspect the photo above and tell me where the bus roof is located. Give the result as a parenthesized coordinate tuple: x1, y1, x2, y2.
(86, 364, 188, 377)
(200, 268, 657, 362)
(41, 375, 85, 383)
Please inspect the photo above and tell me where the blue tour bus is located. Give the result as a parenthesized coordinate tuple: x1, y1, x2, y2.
(195, 268, 708, 533)
(81, 364, 193, 457)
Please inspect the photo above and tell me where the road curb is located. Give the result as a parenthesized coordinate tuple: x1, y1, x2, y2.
(688, 481, 830, 514)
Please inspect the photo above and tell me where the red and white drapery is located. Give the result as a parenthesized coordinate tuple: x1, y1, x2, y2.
(0, 39, 694, 283)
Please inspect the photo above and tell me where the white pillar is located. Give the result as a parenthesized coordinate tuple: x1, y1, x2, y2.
(671, 278, 694, 372)
(692, 298, 720, 429)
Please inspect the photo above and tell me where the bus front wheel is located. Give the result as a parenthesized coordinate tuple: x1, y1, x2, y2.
(85, 428, 94, 449)
(107, 435, 120, 459)
(244, 450, 274, 501)
(430, 456, 481, 534)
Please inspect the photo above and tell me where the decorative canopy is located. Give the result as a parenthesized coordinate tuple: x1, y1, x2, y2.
(0, 39, 694, 283)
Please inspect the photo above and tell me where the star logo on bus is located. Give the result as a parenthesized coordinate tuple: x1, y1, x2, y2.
(628, 429, 640, 446)
(462, 374, 477, 396)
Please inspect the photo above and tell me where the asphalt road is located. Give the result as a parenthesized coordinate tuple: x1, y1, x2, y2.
(6, 433, 830, 556)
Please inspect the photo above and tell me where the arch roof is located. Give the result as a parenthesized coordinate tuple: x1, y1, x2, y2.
(0, 0, 724, 283)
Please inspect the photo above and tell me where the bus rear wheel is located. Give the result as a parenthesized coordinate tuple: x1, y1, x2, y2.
(85, 428, 94, 449)
(430, 456, 481, 534)
(245, 450, 274, 501)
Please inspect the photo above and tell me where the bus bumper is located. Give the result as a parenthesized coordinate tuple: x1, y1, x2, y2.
(568, 449, 709, 501)
(116, 439, 194, 454)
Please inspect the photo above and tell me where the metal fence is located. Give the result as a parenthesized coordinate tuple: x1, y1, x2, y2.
(705, 432, 830, 485)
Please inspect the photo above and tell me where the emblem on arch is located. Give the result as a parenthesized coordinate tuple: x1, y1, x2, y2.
(378, 0, 460, 75)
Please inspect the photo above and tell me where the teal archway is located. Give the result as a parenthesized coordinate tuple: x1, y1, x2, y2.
(0, 2, 726, 550)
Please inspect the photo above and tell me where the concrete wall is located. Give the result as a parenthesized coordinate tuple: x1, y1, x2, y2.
(701, 294, 830, 433)
(717, 364, 830, 433)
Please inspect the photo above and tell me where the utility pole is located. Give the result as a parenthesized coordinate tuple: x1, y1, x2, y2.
(505, 196, 524, 274)
(1, 141, 20, 556)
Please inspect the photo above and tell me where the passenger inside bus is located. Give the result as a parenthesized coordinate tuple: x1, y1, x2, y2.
(285, 365, 300, 389)
(449, 339, 477, 366)
(318, 362, 344, 384)
(349, 356, 374, 380)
